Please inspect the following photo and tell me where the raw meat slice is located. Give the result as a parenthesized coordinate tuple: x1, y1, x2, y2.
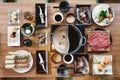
(87, 31, 110, 51)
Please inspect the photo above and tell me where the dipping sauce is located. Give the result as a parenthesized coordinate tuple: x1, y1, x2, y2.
(55, 14, 62, 22)
(65, 54, 71, 62)
(66, 14, 75, 23)
(63, 54, 74, 64)
(52, 53, 62, 63)
(53, 12, 63, 23)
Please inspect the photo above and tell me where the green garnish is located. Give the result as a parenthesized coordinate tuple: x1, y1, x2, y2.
(15, 55, 29, 59)
(94, 59, 101, 64)
(98, 69, 103, 72)
(99, 10, 107, 22)
(105, 69, 108, 73)
(16, 28, 19, 30)
(25, 26, 32, 30)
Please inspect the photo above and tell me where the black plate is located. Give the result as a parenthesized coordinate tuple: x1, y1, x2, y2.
(92, 28, 112, 44)
(76, 5, 92, 26)
(36, 50, 48, 74)
(74, 53, 89, 74)
(35, 4, 47, 28)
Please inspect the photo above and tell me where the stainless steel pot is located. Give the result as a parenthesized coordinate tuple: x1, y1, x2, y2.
(52, 25, 86, 54)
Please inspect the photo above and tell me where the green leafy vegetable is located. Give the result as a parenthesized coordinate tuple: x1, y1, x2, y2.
(105, 69, 108, 73)
(25, 26, 32, 30)
(98, 10, 107, 22)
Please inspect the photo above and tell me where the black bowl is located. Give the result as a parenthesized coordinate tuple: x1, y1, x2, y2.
(59, 1, 70, 13)
(23, 39, 32, 47)
(57, 64, 69, 76)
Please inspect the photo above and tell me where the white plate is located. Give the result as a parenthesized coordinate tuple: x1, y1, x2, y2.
(8, 9, 20, 24)
(93, 54, 112, 75)
(92, 4, 115, 26)
(13, 50, 33, 73)
(8, 26, 20, 46)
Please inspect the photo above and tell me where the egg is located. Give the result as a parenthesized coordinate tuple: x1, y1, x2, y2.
(25, 29, 31, 34)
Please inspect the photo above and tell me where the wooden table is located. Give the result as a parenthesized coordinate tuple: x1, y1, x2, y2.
(0, 3, 120, 77)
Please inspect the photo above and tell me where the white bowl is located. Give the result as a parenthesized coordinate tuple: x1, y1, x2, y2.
(53, 12, 64, 23)
(63, 54, 74, 64)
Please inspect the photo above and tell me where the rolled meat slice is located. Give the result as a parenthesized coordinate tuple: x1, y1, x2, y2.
(5, 64, 15, 69)
(15, 55, 30, 63)
(15, 59, 29, 63)
(5, 55, 15, 60)
(5, 60, 15, 64)
(15, 63, 29, 68)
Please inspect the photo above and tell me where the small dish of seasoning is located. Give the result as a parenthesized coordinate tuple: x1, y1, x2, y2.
(66, 13, 75, 24)
(52, 53, 62, 64)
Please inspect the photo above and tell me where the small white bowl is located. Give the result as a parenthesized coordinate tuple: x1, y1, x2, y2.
(63, 54, 74, 64)
(66, 13, 75, 24)
(53, 12, 64, 23)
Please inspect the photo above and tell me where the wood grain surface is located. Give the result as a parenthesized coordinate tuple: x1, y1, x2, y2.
(0, 3, 119, 77)
(68, 0, 96, 4)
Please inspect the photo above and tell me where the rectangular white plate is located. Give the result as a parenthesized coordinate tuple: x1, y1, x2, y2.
(8, 26, 20, 46)
(93, 54, 113, 75)
(8, 9, 20, 24)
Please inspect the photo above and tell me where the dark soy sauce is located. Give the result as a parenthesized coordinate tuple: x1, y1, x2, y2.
(65, 55, 71, 62)
(55, 14, 62, 22)
(68, 26, 80, 53)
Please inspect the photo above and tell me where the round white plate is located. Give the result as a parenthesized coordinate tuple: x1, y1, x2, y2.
(13, 50, 33, 73)
(92, 4, 115, 26)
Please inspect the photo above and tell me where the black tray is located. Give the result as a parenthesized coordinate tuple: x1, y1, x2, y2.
(76, 5, 92, 26)
(74, 53, 89, 74)
(35, 4, 47, 28)
(36, 50, 48, 74)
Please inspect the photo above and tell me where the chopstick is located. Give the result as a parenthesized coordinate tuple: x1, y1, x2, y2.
(52, 67, 74, 69)
(53, 6, 74, 8)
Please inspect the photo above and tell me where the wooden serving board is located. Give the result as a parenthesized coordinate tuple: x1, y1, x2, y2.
(87, 30, 110, 52)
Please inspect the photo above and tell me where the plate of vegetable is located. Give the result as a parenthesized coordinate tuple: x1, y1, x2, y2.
(21, 23, 35, 36)
(92, 4, 114, 26)
(8, 26, 20, 46)
(8, 9, 20, 24)
(93, 54, 112, 75)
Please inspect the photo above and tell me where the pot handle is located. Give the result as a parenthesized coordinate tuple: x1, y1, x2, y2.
(81, 36, 86, 46)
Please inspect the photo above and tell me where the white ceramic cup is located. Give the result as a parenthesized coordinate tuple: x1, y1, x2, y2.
(63, 54, 74, 64)
(53, 12, 64, 23)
